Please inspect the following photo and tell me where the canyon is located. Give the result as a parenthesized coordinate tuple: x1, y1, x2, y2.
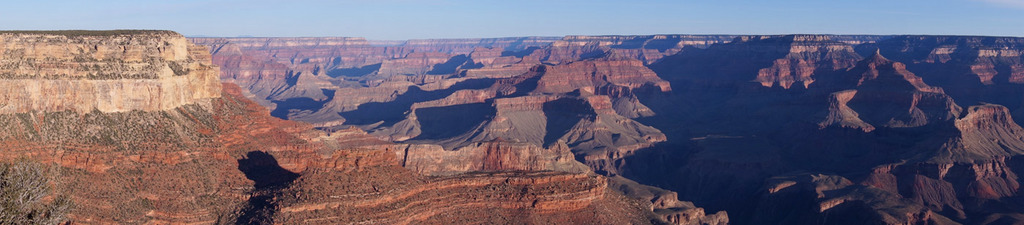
(0, 29, 1021, 224)
(191, 34, 1024, 225)
(0, 31, 671, 224)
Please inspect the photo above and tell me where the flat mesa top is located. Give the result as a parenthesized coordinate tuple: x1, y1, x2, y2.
(0, 30, 178, 37)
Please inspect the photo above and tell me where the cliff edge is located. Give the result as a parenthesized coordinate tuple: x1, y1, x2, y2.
(0, 30, 220, 113)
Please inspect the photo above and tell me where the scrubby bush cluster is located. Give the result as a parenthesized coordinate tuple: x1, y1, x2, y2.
(0, 160, 71, 225)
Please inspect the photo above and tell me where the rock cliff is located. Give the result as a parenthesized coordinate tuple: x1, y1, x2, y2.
(0, 31, 220, 113)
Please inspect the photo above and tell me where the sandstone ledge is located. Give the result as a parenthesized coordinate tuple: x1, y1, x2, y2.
(0, 31, 221, 113)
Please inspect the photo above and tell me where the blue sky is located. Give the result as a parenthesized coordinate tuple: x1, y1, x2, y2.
(1, 0, 1022, 40)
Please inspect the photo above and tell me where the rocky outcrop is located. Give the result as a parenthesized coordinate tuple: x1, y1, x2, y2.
(346, 65, 669, 177)
(819, 51, 961, 130)
(941, 104, 1024, 162)
(0, 31, 220, 113)
(378, 52, 453, 76)
(753, 35, 864, 88)
(462, 46, 545, 78)
(392, 140, 590, 176)
(535, 58, 671, 94)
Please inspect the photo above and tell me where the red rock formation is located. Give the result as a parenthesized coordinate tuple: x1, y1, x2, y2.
(391, 140, 589, 176)
(378, 52, 453, 76)
(277, 170, 650, 224)
(753, 35, 864, 88)
(944, 104, 1024, 161)
(536, 59, 671, 94)
(820, 51, 961, 130)
(852, 104, 1024, 219)
(462, 47, 544, 78)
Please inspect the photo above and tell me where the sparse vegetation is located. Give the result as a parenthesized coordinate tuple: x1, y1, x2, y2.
(0, 159, 72, 225)
(168, 61, 192, 76)
(0, 103, 219, 152)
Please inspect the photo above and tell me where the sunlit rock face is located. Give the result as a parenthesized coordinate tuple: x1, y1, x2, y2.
(0, 31, 221, 114)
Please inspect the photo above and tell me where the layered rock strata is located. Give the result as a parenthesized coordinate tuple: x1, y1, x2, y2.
(0, 31, 220, 113)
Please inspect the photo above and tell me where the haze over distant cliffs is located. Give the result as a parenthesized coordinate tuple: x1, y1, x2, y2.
(196, 33, 1024, 225)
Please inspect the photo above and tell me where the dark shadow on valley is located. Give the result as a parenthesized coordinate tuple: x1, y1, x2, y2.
(269, 89, 335, 120)
(501, 47, 540, 58)
(542, 98, 594, 148)
(327, 63, 382, 78)
(235, 151, 300, 225)
(645, 37, 686, 51)
(339, 78, 496, 127)
(428, 54, 480, 75)
(411, 103, 495, 140)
